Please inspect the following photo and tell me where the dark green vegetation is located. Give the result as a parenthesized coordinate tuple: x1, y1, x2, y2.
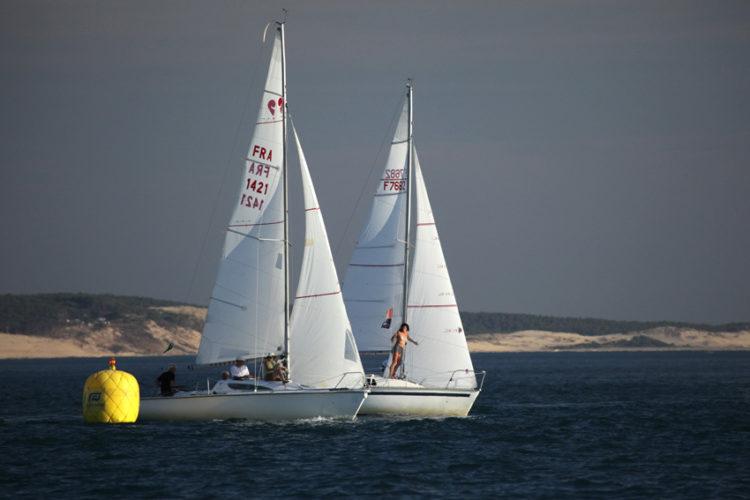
(2, 294, 747, 341)
(460, 312, 749, 336)
(555, 335, 672, 350)
(0, 293, 204, 337)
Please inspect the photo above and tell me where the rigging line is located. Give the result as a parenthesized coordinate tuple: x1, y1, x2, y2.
(332, 91, 406, 263)
(182, 23, 270, 306)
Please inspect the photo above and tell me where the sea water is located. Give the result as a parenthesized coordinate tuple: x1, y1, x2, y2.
(1, 351, 748, 499)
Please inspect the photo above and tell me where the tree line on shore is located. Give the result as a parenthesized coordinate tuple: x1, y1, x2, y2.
(0, 293, 202, 337)
(460, 311, 749, 336)
(1, 293, 747, 338)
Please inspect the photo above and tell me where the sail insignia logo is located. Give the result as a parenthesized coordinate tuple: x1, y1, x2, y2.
(88, 392, 102, 402)
(267, 98, 284, 116)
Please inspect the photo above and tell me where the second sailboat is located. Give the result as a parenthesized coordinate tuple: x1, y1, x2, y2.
(343, 83, 484, 416)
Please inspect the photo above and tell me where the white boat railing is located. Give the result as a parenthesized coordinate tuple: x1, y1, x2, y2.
(358, 369, 487, 391)
(416, 369, 487, 390)
(444, 369, 486, 391)
(332, 371, 368, 389)
(473, 370, 487, 391)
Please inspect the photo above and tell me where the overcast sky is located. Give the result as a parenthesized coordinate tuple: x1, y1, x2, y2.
(2, 1, 748, 324)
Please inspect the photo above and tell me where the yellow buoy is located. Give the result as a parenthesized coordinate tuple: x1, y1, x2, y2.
(82, 357, 140, 423)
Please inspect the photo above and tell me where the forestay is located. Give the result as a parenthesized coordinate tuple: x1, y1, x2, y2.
(289, 127, 364, 388)
(196, 32, 286, 366)
(342, 100, 410, 352)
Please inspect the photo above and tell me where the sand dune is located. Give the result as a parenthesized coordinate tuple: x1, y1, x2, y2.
(1, 327, 748, 359)
(0, 321, 201, 359)
(468, 328, 750, 352)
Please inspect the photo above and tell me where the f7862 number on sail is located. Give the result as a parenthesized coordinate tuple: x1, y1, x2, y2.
(382, 168, 406, 192)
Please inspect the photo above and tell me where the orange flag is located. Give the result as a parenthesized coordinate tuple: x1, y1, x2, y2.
(381, 308, 393, 329)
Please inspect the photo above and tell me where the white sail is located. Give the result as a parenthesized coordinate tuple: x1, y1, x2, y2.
(289, 127, 364, 388)
(342, 99, 410, 352)
(196, 32, 286, 366)
(403, 153, 476, 389)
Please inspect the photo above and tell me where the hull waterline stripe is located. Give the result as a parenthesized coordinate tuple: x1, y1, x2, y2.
(367, 391, 473, 398)
(407, 304, 458, 308)
(141, 388, 367, 401)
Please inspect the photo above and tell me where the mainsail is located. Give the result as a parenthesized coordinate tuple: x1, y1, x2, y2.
(342, 101, 409, 352)
(196, 32, 286, 366)
(289, 127, 364, 388)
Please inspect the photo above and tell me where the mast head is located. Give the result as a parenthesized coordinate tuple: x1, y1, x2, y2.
(276, 8, 288, 27)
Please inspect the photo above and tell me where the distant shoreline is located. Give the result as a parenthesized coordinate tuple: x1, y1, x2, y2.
(2, 328, 749, 359)
(467, 328, 750, 352)
(2, 295, 746, 359)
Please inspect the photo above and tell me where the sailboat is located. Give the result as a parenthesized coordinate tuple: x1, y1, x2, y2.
(343, 82, 485, 416)
(139, 19, 367, 421)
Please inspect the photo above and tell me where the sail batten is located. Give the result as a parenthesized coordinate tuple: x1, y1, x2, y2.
(374, 192, 406, 198)
(208, 297, 247, 310)
(349, 263, 404, 267)
(295, 290, 342, 300)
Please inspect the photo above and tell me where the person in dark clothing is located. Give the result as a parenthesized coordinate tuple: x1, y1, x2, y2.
(156, 365, 177, 396)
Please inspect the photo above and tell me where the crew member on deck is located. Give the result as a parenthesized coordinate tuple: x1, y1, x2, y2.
(156, 365, 177, 396)
(230, 356, 252, 380)
(264, 354, 280, 381)
(389, 323, 418, 379)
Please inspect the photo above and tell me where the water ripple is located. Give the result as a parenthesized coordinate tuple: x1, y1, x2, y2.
(1, 352, 749, 498)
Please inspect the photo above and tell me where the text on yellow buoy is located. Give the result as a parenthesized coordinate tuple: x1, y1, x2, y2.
(82, 358, 140, 423)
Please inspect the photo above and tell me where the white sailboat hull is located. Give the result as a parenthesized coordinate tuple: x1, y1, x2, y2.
(357, 377, 479, 416)
(139, 387, 367, 422)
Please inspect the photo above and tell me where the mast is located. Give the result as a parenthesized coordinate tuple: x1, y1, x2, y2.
(401, 81, 414, 326)
(279, 18, 290, 372)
